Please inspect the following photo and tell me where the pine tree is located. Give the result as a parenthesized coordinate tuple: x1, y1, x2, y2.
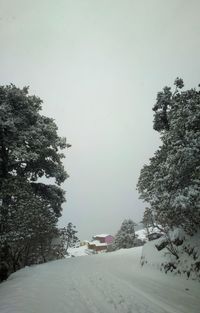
(114, 219, 137, 249)
(65, 223, 79, 251)
(0, 178, 58, 270)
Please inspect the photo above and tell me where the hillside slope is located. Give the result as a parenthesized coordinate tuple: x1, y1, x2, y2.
(0, 247, 199, 313)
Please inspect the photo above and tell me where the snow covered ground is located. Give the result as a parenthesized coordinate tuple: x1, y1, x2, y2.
(142, 230, 200, 280)
(0, 247, 199, 313)
(67, 245, 94, 257)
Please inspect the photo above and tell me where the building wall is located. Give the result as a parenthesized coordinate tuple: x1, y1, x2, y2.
(93, 235, 114, 244)
(105, 235, 114, 244)
(88, 243, 96, 250)
(95, 246, 107, 252)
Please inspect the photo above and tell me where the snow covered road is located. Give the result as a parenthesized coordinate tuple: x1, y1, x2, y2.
(0, 247, 199, 313)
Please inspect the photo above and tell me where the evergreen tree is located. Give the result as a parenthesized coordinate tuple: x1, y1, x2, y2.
(142, 207, 155, 236)
(137, 79, 200, 234)
(48, 224, 79, 259)
(0, 85, 69, 280)
(114, 219, 137, 249)
(0, 178, 58, 270)
(64, 223, 79, 251)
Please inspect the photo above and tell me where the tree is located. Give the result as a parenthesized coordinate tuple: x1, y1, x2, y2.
(0, 178, 58, 270)
(46, 224, 79, 260)
(142, 207, 155, 236)
(0, 84, 69, 280)
(114, 219, 137, 249)
(137, 78, 200, 234)
(64, 223, 79, 252)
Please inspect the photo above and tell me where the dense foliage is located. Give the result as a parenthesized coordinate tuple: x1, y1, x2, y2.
(114, 219, 138, 249)
(0, 85, 69, 281)
(137, 79, 200, 234)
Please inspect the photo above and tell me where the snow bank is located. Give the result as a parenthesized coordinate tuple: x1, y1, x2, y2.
(141, 239, 174, 268)
(67, 246, 94, 257)
(141, 229, 200, 280)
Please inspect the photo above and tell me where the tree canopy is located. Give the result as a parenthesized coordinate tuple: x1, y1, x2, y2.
(137, 79, 200, 234)
(0, 84, 69, 281)
(114, 219, 137, 249)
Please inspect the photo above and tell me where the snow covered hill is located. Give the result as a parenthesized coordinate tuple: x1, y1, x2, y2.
(0, 247, 199, 313)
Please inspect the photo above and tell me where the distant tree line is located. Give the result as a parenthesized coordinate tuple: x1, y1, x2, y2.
(0, 85, 78, 282)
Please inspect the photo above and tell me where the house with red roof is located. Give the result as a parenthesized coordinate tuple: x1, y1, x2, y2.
(88, 234, 114, 253)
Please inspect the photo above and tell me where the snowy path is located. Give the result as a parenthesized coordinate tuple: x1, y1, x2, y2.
(0, 247, 199, 313)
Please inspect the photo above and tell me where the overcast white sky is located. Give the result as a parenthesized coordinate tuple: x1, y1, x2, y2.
(0, 0, 200, 239)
